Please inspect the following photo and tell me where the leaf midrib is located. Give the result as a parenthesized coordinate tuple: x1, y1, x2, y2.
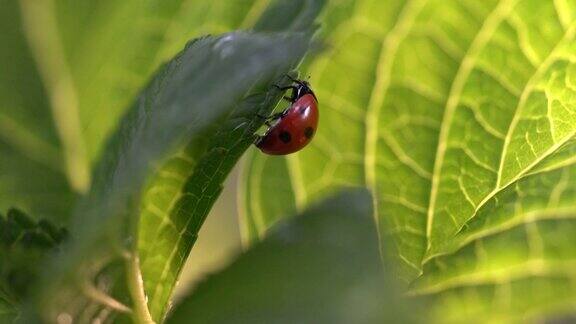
(425, 8, 576, 264)
(363, 0, 429, 273)
(425, 0, 519, 255)
(145, 83, 268, 316)
(497, 24, 576, 188)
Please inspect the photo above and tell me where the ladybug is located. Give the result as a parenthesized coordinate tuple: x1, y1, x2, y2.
(255, 76, 319, 155)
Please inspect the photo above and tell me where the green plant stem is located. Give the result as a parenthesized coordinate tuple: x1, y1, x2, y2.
(127, 252, 155, 323)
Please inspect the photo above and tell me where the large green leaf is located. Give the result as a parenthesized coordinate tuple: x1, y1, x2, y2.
(411, 0, 576, 316)
(29, 28, 315, 322)
(240, 0, 576, 320)
(168, 189, 422, 324)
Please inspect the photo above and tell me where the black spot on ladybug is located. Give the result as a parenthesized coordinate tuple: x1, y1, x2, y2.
(279, 131, 292, 143)
(304, 127, 314, 139)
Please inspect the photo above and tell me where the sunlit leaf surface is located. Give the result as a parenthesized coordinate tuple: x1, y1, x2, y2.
(240, 0, 576, 320)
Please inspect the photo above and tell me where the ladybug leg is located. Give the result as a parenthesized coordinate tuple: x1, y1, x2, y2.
(256, 113, 276, 120)
(273, 81, 308, 104)
(272, 84, 298, 101)
(272, 84, 295, 92)
(253, 134, 264, 146)
(260, 119, 274, 127)
(260, 113, 280, 121)
(256, 114, 269, 123)
(268, 109, 290, 120)
(256, 113, 282, 127)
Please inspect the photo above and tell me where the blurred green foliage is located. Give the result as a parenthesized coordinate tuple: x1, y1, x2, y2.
(0, 208, 67, 322)
(169, 189, 422, 324)
(3, 0, 576, 323)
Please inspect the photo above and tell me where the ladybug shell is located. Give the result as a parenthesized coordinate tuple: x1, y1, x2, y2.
(257, 94, 318, 155)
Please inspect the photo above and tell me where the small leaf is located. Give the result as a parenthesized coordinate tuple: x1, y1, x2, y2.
(0, 209, 67, 319)
(0, 208, 66, 249)
(6, 208, 35, 230)
(168, 189, 421, 324)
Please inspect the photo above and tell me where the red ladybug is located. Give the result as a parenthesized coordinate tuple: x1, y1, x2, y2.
(255, 77, 319, 155)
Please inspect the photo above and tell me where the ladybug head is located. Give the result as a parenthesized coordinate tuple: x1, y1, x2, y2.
(286, 74, 317, 101)
(296, 80, 317, 101)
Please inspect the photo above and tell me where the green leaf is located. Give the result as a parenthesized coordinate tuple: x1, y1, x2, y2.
(136, 2, 325, 321)
(30, 28, 316, 322)
(241, 0, 520, 279)
(1, 0, 269, 221)
(413, 5, 576, 320)
(136, 73, 304, 321)
(168, 189, 421, 324)
(240, 0, 576, 320)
